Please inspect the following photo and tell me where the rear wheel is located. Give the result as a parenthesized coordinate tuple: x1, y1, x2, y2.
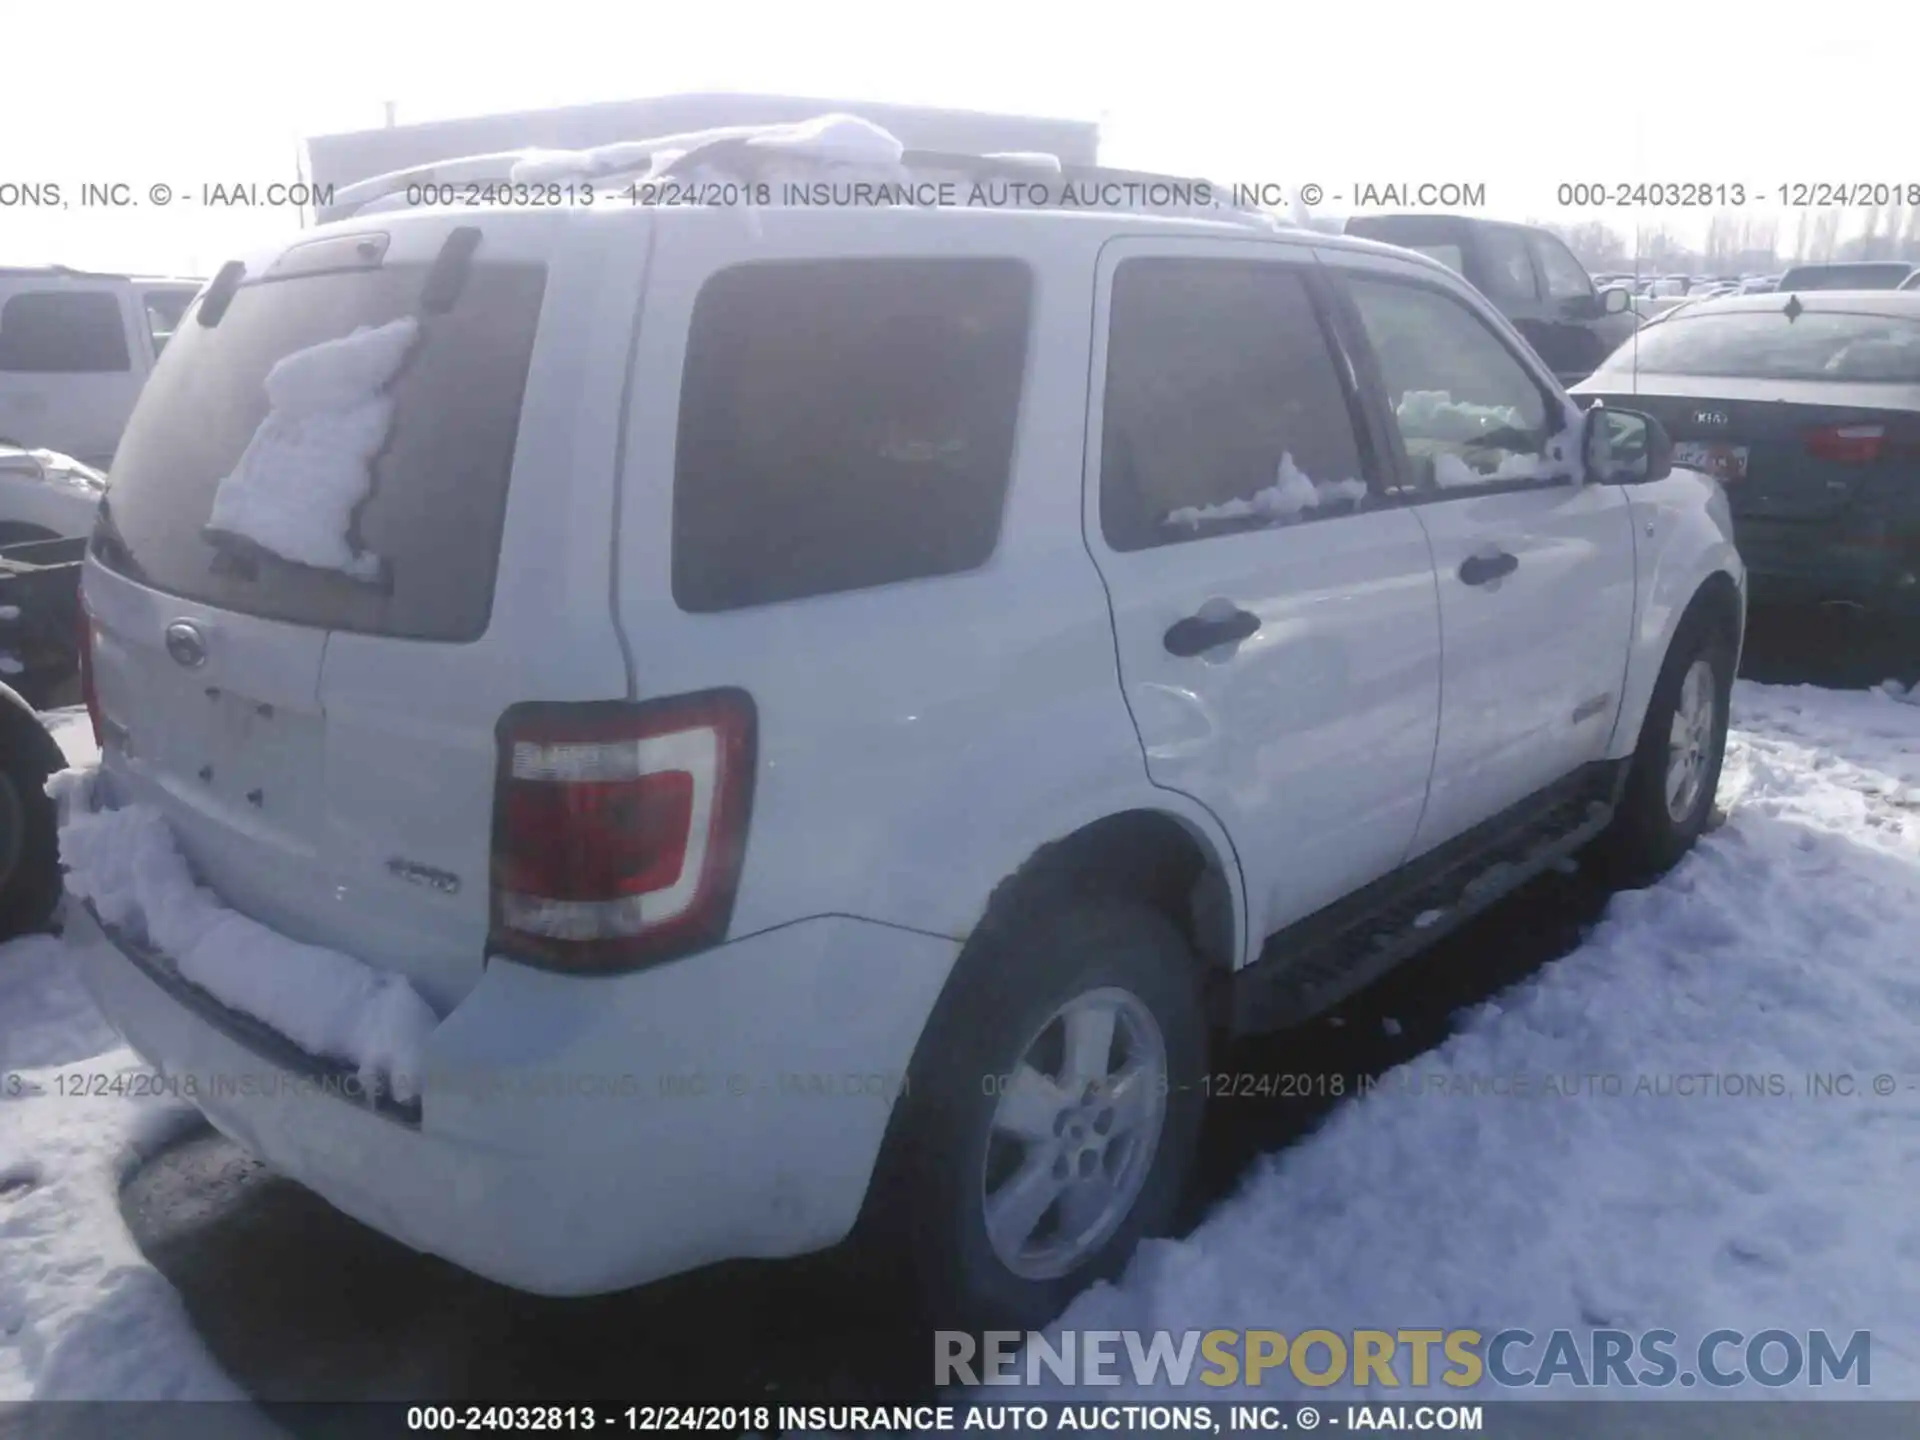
(894, 899, 1207, 1331)
(1601, 611, 1733, 883)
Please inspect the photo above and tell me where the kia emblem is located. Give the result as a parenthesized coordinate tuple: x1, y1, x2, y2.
(164, 621, 208, 669)
(1693, 409, 1730, 427)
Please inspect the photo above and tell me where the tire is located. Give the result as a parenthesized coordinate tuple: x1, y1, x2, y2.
(0, 710, 63, 940)
(1600, 610, 1733, 884)
(891, 898, 1207, 1332)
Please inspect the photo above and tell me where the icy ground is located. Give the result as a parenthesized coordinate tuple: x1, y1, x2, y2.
(3, 684, 1919, 1404)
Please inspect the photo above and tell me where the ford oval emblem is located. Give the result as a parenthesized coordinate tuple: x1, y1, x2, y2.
(164, 621, 207, 669)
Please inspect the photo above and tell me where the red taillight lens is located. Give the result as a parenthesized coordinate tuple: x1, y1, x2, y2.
(76, 599, 103, 748)
(490, 690, 756, 971)
(1804, 424, 1885, 465)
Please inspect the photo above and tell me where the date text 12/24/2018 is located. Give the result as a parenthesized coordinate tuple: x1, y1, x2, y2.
(1557, 181, 1920, 207)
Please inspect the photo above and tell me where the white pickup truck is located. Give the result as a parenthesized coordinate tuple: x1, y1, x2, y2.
(0, 266, 201, 472)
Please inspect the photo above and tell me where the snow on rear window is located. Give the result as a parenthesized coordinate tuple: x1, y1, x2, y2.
(204, 317, 419, 581)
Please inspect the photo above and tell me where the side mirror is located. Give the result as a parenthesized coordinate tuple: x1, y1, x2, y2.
(1583, 405, 1673, 485)
(1600, 285, 1632, 315)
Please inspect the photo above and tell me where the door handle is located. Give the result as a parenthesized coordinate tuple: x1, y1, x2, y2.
(1163, 606, 1261, 657)
(1457, 550, 1519, 587)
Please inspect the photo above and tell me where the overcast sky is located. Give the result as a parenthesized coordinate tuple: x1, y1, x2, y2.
(3, 0, 1913, 275)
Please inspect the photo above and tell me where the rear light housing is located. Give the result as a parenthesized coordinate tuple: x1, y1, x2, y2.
(489, 690, 757, 973)
(1804, 424, 1885, 465)
(77, 597, 103, 748)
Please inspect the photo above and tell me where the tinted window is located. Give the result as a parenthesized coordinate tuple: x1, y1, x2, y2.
(1530, 235, 1593, 300)
(1476, 229, 1540, 304)
(0, 290, 131, 373)
(1346, 277, 1568, 494)
(95, 262, 547, 641)
(1597, 309, 1920, 383)
(1100, 259, 1371, 551)
(673, 258, 1031, 612)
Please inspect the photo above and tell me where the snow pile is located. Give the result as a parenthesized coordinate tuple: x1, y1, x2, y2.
(49, 768, 439, 1103)
(203, 317, 418, 581)
(1009, 680, 1920, 1401)
(511, 114, 906, 188)
(1167, 454, 1368, 530)
(0, 936, 242, 1401)
(1398, 390, 1584, 488)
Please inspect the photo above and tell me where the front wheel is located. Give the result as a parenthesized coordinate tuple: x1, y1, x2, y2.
(1601, 613, 1733, 883)
(897, 899, 1208, 1332)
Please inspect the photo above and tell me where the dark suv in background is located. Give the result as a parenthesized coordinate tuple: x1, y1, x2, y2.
(1343, 214, 1637, 386)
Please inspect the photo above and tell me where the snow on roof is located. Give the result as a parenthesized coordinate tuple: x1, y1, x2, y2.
(509, 112, 906, 185)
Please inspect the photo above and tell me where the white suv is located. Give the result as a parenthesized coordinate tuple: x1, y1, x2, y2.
(57, 124, 1744, 1332)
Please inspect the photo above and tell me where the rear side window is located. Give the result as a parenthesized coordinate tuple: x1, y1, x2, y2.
(673, 258, 1032, 613)
(95, 260, 547, 641)
(0, 290, 131, 373)
(1607, 309, 1920, 382)
(1099, 258, 1371, 551)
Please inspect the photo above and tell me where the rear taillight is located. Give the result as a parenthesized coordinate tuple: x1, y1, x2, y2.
(77, 600, 103, 748)
(1804, 424, 1885, 465)
(490, 690, 756, 972)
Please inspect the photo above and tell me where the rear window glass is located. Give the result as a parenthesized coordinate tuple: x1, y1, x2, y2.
(1778, 265, 1912, 291)
(673, 258, 1032, 613)
(1602, 309, 1920, 383)
(0, 290, 131, 373)
(94, 260, 546, 642)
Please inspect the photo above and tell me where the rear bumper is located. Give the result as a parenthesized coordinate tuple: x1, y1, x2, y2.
(69, 898, 959, 1295)
(1736, 525, 1920, 616)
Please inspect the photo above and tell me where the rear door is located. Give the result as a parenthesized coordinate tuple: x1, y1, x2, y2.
(0, 283, 146, 467)
(1085, 239, 1443, 947)
(82, 212, 639, 1010)
(1323, 247, 1637, 856)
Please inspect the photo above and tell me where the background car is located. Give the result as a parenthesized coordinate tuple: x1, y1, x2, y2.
(1574, 291, 1920, 623)
(1776, 261, 1915, 292)
(0, 266, 201, 470)
(0, 443, 106, 546)
(1341, 213, 1637, 384)
(1901, 271, 1920, 291)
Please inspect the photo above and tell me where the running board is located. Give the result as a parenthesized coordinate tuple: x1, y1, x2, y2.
(1228, 760, 1628, 1034)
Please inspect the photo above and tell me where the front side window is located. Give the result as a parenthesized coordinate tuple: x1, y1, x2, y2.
(1099, 258, 1371, 551)
(1346, 276, 1573, 494)
(1530, 235, 1594, 301)
(0, 290, 131, 373)
(1476, 228, 1540, 305)
(673, 258, 1032, 612)
(144, 288, 197, 357)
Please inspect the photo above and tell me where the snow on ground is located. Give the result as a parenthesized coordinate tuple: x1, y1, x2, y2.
(3, 683, 1918, 1404)
(1028, 680, 1920, 1402)
(0, 717, 241, 1401)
